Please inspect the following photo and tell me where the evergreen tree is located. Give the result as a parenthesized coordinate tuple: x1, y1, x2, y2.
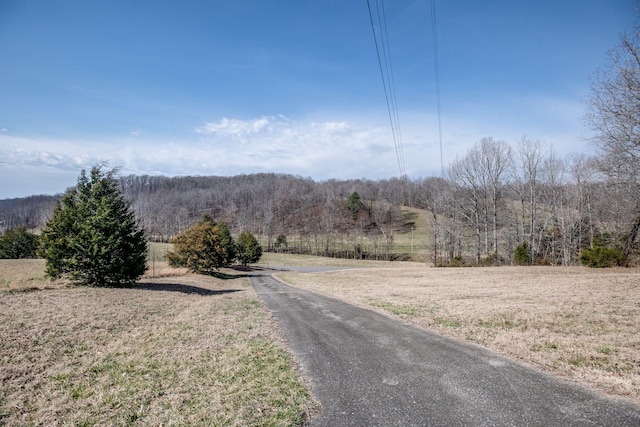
(39, 166, 148, 286)
(0, 226, 40, 259)
(236, 230, 262, 266)
(166, 215, 237, 274)
(347, 191, 361, 221)
(274, 234, 288, 250)
(513, 241, 531, 266)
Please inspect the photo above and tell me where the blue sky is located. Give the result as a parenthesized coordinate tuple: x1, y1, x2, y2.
(0, 0, 635, 198)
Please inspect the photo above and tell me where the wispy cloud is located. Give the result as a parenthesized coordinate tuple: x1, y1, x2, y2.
(0, 136, 97, 170)
(0, 116, 401, 183)
(192, 115, 395, 177)
(0, 107, 590, 199)
(195, 116, 272, 137)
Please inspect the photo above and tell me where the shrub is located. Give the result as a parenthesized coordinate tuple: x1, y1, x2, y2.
(274, 234, 288, 250)
(236, 230, 262, 266)
(0, 226, 40, 259)
(166, 216, 236, 274)
(442, 255, 466, 267)
(480, 252, 502, 266)
(514, 241, 531, 266)
(39, 166, 148, 286)
(579, 246, 626, 268)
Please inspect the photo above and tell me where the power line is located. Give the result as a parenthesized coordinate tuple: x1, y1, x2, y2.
(429, 0, 444, 175)
(377, 0, 406, 176)
(366, 0, 406, 177)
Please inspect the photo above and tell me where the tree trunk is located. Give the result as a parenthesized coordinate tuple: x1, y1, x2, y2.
(624, 212, 640, 258)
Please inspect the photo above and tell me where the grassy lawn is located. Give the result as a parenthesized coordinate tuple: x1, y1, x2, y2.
(0, 259, 317, 426)
(275, 263, 640, 402)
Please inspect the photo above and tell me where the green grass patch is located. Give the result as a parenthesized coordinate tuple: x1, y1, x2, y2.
(368, 299, 427, 316)
(434, 316, 462, 328)
(596, 345, 616, 355)
(477, 315, 518, 330)
(567, 354, 589, 367)
(531, 341, 559, 352)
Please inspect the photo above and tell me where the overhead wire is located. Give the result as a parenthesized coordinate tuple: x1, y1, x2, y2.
(429, 0, 444, 175)
(377, 0, 406, 176)
(366, 0, 406, 177)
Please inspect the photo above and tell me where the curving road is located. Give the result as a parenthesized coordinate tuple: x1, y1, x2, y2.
(250, 269, 640, 426)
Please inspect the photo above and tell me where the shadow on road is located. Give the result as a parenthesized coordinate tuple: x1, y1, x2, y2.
(136, 282, 243, 296)
(206, 265, 281, 280)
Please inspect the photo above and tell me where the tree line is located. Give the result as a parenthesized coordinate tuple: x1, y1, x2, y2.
(420, 137, 634, 266)
(1, 155, 637, 266)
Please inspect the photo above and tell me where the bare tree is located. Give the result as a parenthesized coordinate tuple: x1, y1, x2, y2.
(447, 153, 485, 263)
(512, 137, 545, 263)
(585, 18, 640, 256)
(538, 149, 568, 264)
(567, 154, 598, 260)
(478, 138, 512, 259)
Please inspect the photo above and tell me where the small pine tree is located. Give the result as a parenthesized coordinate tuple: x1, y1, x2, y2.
(513, 241, 531, 266)
(274, 234, 288, 250)
(39, 166, 148, 286)
(347, 191, 361, 221)
(236, 230, 262, 266)
(166, 216, 237, 274)
(0, 226, 40, 259)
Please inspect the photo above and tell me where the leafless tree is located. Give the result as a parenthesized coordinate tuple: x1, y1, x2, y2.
(478, 138, 512, 259)
(512, 137, 545, 263)
(585, 17, 640, 256)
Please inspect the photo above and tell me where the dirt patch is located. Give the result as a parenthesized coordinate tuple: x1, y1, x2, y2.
(276, 265, 640, 402)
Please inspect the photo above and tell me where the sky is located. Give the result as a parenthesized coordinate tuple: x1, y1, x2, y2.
(0, 0, 636, 199)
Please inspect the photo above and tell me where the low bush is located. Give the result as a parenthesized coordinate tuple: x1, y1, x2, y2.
(479, 252, 503, 266)
(441, 255, 466, 267)
(514, 241, 531, 266)
(579, 246, 626, 268)
(0, 227, 39, 259)
(166, 215, 236, 274)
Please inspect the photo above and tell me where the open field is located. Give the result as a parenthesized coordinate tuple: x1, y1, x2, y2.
(0, 259, 67, 292)
(0, 259, 317, 426)
(275, 263, 640, 402)
(3, 252, 638, 423)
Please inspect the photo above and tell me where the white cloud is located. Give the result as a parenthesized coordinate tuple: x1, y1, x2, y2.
(191, 115, 393, 177)
(195, 116, 271, 137)
(0, 115, 407, 196)
(0, 105, 592, 198)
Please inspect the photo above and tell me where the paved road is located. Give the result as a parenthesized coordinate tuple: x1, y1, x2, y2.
(250, 270, 640, 426)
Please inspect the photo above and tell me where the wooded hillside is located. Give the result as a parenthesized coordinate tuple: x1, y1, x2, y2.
(1, 138, 638, 265)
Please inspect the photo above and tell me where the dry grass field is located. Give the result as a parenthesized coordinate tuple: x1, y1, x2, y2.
(0, 259, 317, 426)
(275, 263, 640, 403)
(3, 252, 638, 423)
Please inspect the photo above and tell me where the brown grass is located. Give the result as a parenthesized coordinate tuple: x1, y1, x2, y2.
(0, 260, 316, 426)
(275, 265, 640, 402)
(0, 259, 68, 292)
(260, 251, 424, 268)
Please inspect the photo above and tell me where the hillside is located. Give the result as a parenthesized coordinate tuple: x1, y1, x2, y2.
(1, 169, 638, 266)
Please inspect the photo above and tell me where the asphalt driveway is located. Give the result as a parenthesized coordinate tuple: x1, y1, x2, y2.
(250, 270, 640, 426)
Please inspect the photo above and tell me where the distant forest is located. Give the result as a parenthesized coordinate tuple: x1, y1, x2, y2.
(1, 137, 639, 265)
